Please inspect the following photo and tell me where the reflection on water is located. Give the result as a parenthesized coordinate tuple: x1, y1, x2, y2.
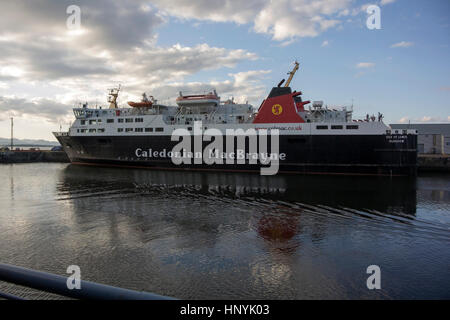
(0, 163, 449, 299)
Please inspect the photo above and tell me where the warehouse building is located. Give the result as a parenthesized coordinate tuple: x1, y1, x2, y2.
(390, 123, 450, 154)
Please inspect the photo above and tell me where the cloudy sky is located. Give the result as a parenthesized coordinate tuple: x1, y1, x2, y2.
(0, 0, 449, 141)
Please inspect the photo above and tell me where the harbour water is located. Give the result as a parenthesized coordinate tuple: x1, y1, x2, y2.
(0, 163, 449, 299)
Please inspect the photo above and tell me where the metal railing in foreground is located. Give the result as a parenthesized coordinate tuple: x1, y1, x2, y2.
(0, 263, 176, 300)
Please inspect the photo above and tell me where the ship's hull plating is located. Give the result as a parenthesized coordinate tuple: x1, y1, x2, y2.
(55, 134, 417, 176)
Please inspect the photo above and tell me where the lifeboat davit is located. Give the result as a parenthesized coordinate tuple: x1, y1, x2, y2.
(176, 90, 220, 106)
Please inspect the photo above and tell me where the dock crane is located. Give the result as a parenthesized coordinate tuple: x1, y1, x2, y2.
(284, 61, 299, 87)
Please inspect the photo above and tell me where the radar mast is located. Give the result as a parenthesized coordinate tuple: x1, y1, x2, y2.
(108, 85, 121, 109)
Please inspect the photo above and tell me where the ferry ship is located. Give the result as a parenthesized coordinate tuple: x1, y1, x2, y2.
(54, 62, 417, 176)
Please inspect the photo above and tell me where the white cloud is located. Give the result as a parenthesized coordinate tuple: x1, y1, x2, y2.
(390, 41, 414, 48)
(0, 0, 263, 124)
(356, 62, 375, 68)
(0, 96, 73, 123)
(152, 0, 353, 41)
(321, 40, 329, 47)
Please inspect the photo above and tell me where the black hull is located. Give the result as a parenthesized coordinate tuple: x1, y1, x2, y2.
(56, 134, 418, 176)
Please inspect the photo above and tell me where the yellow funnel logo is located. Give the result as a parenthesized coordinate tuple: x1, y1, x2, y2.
(272, 104, 283, 116)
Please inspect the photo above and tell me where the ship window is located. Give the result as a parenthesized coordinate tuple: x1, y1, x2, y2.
(155, 128, 164, 132)
(125, 128, 133, 132)
(316, 125, 328, 130)
(107, 119, 114, 123)
(346, 125, 359, 130)
(386, 130, 391, 134)
(135, 128, 143, 132)
(80, 129, 86, 133)
(135, 118, 143, 122)
(80, 120, 86, 125)
(98, 129, 105, 133)
(89, 120, 96, 125)
(145, 128, 153, 132)
(125, 118, 133, 123)
(187, 127, 192, 131)
(118, 119, 124, 123)
(97, 119, 102, 123)
(331, 125, 343, 129)
(117, 128, 123, 132)
(89, 129, 96, 133)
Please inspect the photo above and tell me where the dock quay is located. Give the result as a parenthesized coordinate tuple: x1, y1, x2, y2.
(0, 150, 69, 163)
(417, 154, 450, 173)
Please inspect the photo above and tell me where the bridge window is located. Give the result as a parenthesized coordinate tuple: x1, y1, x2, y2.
(316, 125, 328, 130)
(98, 128, 105, 133)
(155, 128, 164, 132)
(346, 125, 359, 130)
(89, 129, 96, 133)
(89, 120, 96, 125)
(118, 119, 124, 123)
(125, 128, 133, 132)
(107, 119, 114, 123)
(135, 128, 143, 132)
(125, 118, 133, 123)
(145, 128, 153, 132)
(331, 125, 343, 129)
(117, 128, 123, 132)
(80, 120, 86, 125)
(135, 118, 143, 122)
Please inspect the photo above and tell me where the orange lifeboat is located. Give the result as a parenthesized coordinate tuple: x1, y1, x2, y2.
(127, 93, 154, 108)
(127, 101, 153, 108)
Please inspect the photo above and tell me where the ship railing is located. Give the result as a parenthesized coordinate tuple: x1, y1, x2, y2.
(0, 263, 176, 300)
